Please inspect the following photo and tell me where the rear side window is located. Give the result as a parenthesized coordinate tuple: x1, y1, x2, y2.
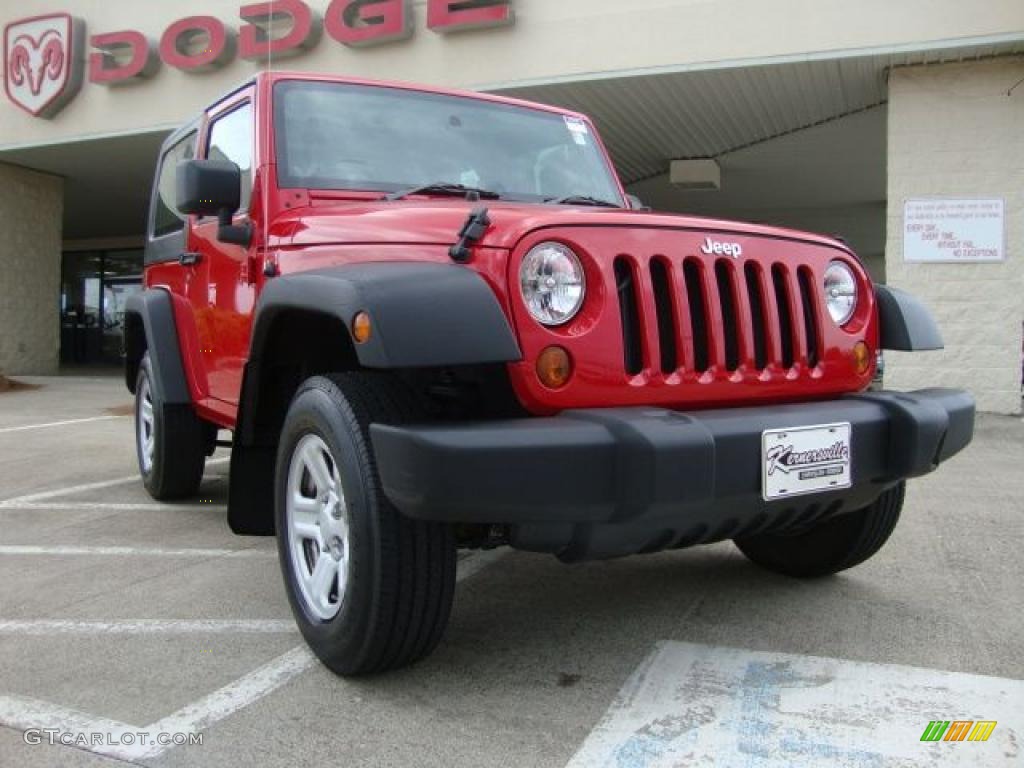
(206, 103, 253, 214)
(152, 132, 197, 238)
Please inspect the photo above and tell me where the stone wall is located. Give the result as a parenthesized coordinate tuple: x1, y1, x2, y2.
(0, 163, 63, 375)
(885, 58, 1024, 415)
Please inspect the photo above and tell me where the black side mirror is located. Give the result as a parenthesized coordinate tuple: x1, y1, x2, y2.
(176, 160, 252, 246)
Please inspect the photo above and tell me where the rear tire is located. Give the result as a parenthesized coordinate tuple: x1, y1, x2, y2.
(734, 482, 905, 578)
(134, 352, 207, 500)
(275, 372, 456, 676)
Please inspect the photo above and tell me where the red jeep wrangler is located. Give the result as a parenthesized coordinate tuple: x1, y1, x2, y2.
(126, 73, 974, 676)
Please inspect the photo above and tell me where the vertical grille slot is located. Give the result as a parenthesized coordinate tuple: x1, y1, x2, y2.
(683, 258, 709, 373)
(797, 267, 821, 367)
(771, 264, 795, 369)
(650, 259, 678, 374)
(744, 263, 768, 370)
(714, 260, 740, 371)
(614, 257, 644, 375)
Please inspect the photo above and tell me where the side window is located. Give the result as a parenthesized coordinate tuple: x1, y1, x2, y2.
(152, 132, 197, 238)
(206, 103, 253, 214)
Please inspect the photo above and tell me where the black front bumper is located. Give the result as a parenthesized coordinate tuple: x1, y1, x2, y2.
(370, 388, 974, 561)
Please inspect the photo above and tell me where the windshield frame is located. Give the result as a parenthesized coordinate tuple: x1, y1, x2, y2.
(270, 78, 627, 207)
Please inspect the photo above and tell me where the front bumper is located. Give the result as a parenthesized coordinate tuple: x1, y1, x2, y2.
(370, 388, 974, 560)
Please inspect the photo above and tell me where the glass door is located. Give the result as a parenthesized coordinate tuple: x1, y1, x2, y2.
(101, 250, 143, 364)
(60, 249, 143, 366)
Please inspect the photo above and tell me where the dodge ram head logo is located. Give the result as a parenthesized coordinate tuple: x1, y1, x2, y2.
(4, 14, 84, 118)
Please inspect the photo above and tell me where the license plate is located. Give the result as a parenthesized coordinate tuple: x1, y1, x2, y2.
(762, 423, 852, 501)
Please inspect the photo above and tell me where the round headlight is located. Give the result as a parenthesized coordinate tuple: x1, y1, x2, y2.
(520, 242, 586, 326)
(823, 261, 858, 326)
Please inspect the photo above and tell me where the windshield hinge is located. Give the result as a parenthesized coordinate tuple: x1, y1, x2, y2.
(449, 207, 491, 264)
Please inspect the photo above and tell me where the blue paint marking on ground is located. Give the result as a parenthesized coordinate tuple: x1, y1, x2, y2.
(610, 714, 700, 767)
(566, 642, 1023, 768)
(611, 734, 666, 768)
(735, 660, 885, 767)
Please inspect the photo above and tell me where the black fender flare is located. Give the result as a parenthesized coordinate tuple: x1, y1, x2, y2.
(228, 262, 521, 536)
(874, 285, 944, 352)
(123, 289, 191, 404)
(250, 262, 522, 370)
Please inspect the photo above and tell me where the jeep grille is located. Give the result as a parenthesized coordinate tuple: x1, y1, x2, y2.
(613, 255, 823, 377)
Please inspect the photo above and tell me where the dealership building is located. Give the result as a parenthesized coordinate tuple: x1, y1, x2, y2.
(1, 0, 1021, 413)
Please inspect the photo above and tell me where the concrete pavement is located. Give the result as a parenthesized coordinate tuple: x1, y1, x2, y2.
(0, 375, 1020, 767)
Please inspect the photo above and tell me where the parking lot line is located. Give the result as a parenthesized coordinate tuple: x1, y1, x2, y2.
(0, 475, 142, 507)
(139, 646, 317, 758)
(0, 415, 124, 435)
(0, 545, 274, 558)
(0, 502, 225, 513)
(0, 457, 230, 507)
(0, 647, 317, 763)
(0, 620, 296, 636)
(455, 547, 509, 580)
(565, 641, 1023, 768)
(0, 548, 506, 764)
(0, 694, 142, 763)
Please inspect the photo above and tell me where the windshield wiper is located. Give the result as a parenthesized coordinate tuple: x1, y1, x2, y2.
(385, 182, 501, 202)
(545, 195, 621, 208)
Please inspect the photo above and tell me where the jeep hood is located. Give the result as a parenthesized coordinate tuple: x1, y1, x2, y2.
(273, 199, 851, 254)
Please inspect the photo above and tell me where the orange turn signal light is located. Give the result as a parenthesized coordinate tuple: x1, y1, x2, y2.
(536, 346, 573, 389)
(853, 341, 871, 375)
(352, 312, 372, 344)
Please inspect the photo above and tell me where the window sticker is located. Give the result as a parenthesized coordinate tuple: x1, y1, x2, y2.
(564, 116, 589, 145)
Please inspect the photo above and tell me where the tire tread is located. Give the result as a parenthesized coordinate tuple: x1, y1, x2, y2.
(136, 354, 206, 501)
(284, 372, 454, 675)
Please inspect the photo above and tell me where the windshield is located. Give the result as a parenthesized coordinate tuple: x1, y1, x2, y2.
(273, 81, 624, 205)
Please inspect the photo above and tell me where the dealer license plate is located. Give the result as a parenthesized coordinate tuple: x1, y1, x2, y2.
(762, 423, 852, 501)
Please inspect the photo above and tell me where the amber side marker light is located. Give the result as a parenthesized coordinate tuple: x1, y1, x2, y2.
(352, 312, 372, 344)
(537, 346, 573, 389)
(853, 341, 871, 375)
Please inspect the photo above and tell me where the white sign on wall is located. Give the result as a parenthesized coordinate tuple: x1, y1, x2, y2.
(904, 198, 1005, 263)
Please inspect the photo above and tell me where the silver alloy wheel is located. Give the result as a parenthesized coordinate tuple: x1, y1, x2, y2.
(137, 375, 155, 473)
(286, 434, 350, 621)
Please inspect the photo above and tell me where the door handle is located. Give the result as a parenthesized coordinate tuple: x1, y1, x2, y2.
(179, 252, 202, 267)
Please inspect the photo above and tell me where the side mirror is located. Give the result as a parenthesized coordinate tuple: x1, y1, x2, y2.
(176, 160, 251, 246)
(626, 194, 651, 212)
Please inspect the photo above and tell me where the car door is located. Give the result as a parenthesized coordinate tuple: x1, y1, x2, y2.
(190, 95, 256, 405)
(144, 125, 221, 398)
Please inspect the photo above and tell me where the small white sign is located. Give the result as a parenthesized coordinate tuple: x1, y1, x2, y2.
(904, 198, 1005, 263)
(762, 423, 851, 501)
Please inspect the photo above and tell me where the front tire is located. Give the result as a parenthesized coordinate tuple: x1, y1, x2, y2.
(134, 352, 207, 500)
(734, 482, 905, 578)
(276, 372, 456, 676)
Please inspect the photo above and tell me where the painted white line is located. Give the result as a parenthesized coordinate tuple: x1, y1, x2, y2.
(0, 474, 142, 507)
(0, 502, 226, 512)
(0, 619, 296, 636)
(456, 547, 507, 582)
(0, 415, 124, 435)
(0, 648, 315, 762)
(140, 645, 317, 757)
(565, 641, 1024, 768)
(0, 545, 274, 558)
(0, 694, 142, 762)
(0, 548, 506, 763)
(0, 457, 230, 507)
